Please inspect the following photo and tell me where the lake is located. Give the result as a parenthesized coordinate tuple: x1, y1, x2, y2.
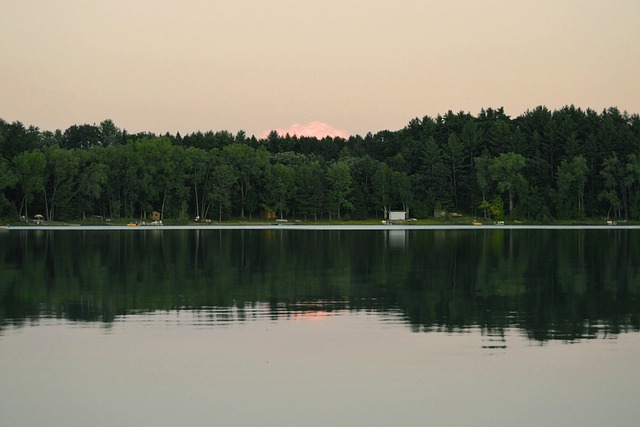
(1, 227, 639, 426)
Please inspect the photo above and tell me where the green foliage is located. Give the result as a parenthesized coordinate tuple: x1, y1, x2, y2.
(2, 106, 640, 221)
(474, 152, 493, 202)
(598, 154, 624, 219)
(77, 149, 108, 219)
(13, 150, 47, 219)
(209, 164, 235, 222)
(326, 161, 353, 219)
(0, 157, 17, 215)
(478, 195, 503, 220)
(489, 152, 527, 215)
(625, 154, 640, 219)
(555, 155, 588, 218)
(264, 163, 294, 219)
(442, 133, 468, 206)
(295, 160, 324, 221)
(44, 145, 80, 220)
(223, 143, 269, 218)
(372, 162, 393, 218)
(490, 196, 504, 220)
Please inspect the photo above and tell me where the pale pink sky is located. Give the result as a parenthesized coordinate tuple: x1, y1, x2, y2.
(260, 121, 350, 139)
(1, 0, 639, 138)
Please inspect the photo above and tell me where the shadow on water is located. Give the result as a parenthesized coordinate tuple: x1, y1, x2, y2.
(1, 228, 639, 342)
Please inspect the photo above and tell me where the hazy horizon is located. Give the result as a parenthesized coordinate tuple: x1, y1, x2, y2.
(2, 1, 639, 138)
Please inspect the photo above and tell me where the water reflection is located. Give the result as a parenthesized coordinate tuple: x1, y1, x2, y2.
(1, 229, 639, 342)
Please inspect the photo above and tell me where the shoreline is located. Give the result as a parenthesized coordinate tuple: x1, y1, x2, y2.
(4, 224, 640, 231)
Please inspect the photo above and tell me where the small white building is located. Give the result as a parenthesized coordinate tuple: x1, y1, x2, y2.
(388, 211, 407, 222)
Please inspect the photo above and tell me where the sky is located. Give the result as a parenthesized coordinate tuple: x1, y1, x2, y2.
(1, 0, 639, 139)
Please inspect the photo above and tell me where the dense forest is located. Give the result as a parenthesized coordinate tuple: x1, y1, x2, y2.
(1, 105, 640, 222)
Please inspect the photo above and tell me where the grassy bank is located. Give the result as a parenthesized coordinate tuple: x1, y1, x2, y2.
(2, 215, 637, 227)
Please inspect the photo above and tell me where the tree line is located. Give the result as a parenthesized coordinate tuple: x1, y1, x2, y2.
(1, 105, 640, 222)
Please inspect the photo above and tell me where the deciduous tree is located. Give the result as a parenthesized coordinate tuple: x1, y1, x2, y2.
(489, 152, 526, 214)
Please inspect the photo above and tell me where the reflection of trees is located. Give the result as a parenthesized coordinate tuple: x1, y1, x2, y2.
(0, 229, 639, 342)
(397, 229, 640, 341)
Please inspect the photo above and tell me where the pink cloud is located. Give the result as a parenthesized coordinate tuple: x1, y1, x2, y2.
(260, 121, 350, 139)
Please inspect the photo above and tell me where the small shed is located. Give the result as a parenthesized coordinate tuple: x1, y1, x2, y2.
(149, 211, 161, 221)
(388, 211, 407, 222)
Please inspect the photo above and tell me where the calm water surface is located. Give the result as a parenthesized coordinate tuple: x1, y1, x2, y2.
(1, 229, 639, 426)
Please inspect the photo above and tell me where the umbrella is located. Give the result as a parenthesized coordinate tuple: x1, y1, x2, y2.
(34, 214, 44, 220)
